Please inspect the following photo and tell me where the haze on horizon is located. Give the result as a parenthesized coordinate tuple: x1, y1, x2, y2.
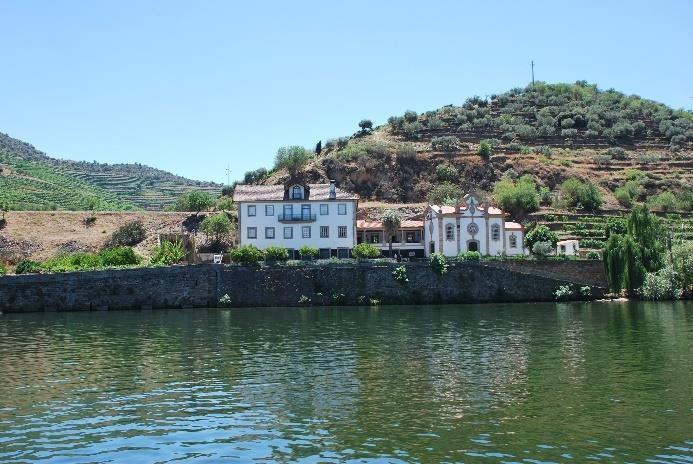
(1, 0, 691, 183)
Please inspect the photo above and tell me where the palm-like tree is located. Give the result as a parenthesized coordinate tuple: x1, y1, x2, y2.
(381, 209, 401, 258)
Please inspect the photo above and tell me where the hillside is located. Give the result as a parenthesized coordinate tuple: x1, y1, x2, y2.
(0, 133, 222, 211)
(254, 82, 692, 211)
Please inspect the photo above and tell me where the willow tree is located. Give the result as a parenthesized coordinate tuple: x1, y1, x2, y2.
(381, 209, 401, 258)
(627, 205, 665, 273)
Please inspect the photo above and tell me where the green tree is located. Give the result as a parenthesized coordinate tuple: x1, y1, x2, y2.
(315, 140, 322, 154)
(358, 119, 373, 132)
(558, 178, 602, 211)
(275, 146, 313, 176)
(493, 174, 539, 217)
(200, 213, 233, 243)
(298, 245, 319, 260)
(229, 245, 264, 265)
(478, 140, 492, 159)
(150, 240, 187, 265)
(428, 182, 462, 205)
(525, 224, 558, 251)
(627, 205, 664, 273)
(381, 209, 401, 258)
(174, 190, 214, 214)
(671, 242, 693, 289)
(352, 243, 381, 259)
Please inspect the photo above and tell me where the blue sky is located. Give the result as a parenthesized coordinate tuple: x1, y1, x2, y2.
(1, 1, 691, 183)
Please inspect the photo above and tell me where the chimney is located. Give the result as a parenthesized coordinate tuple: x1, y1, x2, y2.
(329, 180, 336, 200)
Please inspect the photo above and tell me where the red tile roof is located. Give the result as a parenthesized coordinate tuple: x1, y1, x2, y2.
(357, 219, 423, 230)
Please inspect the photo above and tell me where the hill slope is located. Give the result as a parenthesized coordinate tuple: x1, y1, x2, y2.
(0, 133, 221, 211)
(256, 82, 692, 210)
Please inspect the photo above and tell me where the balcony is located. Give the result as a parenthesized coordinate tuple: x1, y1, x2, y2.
(278, 214, 317, 223)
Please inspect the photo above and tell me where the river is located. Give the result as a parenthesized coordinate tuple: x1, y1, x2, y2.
(0, 302, 691, 463)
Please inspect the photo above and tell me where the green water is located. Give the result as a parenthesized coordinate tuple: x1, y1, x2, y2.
(0, 302, 691, 463)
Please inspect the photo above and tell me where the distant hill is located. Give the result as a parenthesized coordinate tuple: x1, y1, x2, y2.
(251, 81, 692, 210)
(0, 133, 221, 211)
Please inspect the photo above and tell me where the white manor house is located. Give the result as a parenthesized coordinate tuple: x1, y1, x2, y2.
(234, 181, 527, 258)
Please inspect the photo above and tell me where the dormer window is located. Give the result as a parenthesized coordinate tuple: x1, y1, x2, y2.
(291, 185, 303, 199)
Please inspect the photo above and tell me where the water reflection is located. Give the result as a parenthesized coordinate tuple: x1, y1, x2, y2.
(0, 301, 691, 463)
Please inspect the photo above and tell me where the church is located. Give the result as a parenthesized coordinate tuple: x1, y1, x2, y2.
(424, 193, 527, 257)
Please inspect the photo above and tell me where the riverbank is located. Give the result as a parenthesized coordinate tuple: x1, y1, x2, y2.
(0, 261, 606, 313)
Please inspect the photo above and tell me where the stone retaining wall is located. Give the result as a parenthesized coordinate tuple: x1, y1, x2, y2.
(0, 261, 606, 313)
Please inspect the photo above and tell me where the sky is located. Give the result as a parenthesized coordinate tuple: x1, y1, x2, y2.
(1, 1, 691, 184)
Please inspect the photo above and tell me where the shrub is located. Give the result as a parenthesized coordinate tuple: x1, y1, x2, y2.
(560, 117, 575, 128)
(607, 147, 627, 160)
(435, 163, 459, 182)
(430, 252, 448, 275)
(298, 245, 319, 260)
(173, 190, 214, 214)
(104, 221, 146, 248)
(672, 242, 693, 289)
(612, 121, 634, 139)
(538, 186, 552, 205)
(640, 266, 682, 300)
(478, 140, 492, 158)
(404, 110, 418, 122)
(558, 178, 603, 211)
(431, 136, 458, 151)
(580, 238, 604, 249)
(99, 247, 141, 266)
(428, 117, 444, 129)
(150, 240, 187, 266)
(392, 265, 409, 284)
(493, 174, 539, 217)
(532, 241, 554, 258)
(580, 286, 592, 298)
(243, 168, 269, 184)
(647, 192, 678, 212)
(298, 295, 311, 304)
(358, 119, 373, 132)
(428, 182, 462, 205)
(554, 285, 573, 301)
(396, 145, 417, 160)
(264, 246, 289, 261)
(388, 116, 404, 129)
(561, 128, 578, 137)
(614, 187, 633, 207)
(200, 213, 233, 243)
(525, 224, 558, 250)
(402, 122, 423, 139)
(275, 146, 313, 176)
(0, 264, 5, 276)
(229, 245, 264, 265)
(14, 260, 42, 274)
(592, 154, 612, 165)
(587, 251, 600, 260)
(352, 243, 381, 260)
(458, 251, 480, 261)
(218, 294, 232, 307)
(337, 137, 350, 148)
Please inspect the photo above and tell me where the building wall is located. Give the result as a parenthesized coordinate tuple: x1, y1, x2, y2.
(0, 261, 607, 313)
(237, 200, 357, 250)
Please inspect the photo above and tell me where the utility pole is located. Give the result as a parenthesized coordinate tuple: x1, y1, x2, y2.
(531, 60, 535, 87)
(225, 164, 230, 187)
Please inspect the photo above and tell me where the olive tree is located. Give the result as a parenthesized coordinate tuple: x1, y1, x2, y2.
(274, 146, 313, 176)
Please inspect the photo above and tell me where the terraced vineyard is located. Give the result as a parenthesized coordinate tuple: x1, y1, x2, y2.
(0, 132, 221, 210)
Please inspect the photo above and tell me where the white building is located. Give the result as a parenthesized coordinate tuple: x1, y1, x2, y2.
(356, 219, 426, 259)
(424, 193, 527, 257)
(233, 180, 358, 259)
(557, 239, 580, 256)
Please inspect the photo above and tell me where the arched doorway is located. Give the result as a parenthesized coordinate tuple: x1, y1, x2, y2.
(467, 240, 479, 252)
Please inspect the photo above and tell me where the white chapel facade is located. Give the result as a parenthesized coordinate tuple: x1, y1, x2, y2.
(424, 194, 527, 257)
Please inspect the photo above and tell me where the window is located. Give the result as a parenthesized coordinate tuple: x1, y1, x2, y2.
(302, 226, 311, 238)
(247, 205, 256, 217)
(370, 233, 380, 244)
(284, 227, 293, 239)
(265, 227, 275, 239)
(320, 204, 329, 215)
(338, 203, 347, 215)
(320, 226, 329, 238)
(292, 185, 303, 199)
(301, 204, 311, 220)
(406, 231, 420, 243)
(491, 224, 500, 241)
(338, 226, 347, 238)
(509, 234, 517, 248)
(445, 224, 454, 241)
(265, 205, 274, 216)
(283, 204, 293, 219)
(247, 227, 257, 239)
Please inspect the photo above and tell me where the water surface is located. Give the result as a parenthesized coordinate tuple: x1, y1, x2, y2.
(0, 302, 691, 463)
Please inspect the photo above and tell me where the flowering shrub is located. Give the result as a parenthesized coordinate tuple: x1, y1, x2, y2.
(392, 265, 409, 284)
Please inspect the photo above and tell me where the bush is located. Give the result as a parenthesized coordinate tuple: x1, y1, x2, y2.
(173, 190, 215, 214)
(580, 238, 604, 249)
(104, 221, 146, 249)
(672, 242, 693, 289)
(218, 294, 232, 307)
(352, 243, 381, 260)
(587, 251, 600, 260)
(615, 187, 633, 207)
(298, 245, 319, 260)
(493, 174, 539, 217)
(388, 116, 404, 129)
(396, 145, 417, 160)
(647, 191, 678, 212)
(243, 168, 269, 184)
(264, 246, 289, 261)
(99, 247, 141, 266)
(229, 245, 264, 265)
(532, 241, 554, 258)
(558, 178, 603, 211)
(561, 128, 578, 137)
(14, 260, 42, 274)
(458, 251, 480, 261)
(580, 286, 592, 298)
(404, 110, 418, 122)
(430, 252, 448, 275)
(42, 252, 103, 273)
(0, 264, 5, 276)
(428, 117, 443, 129)
(200, 213, 232, 243)
(592, 154, 612, 165)
(435, 163, 459, 182)
(431, 136, 458, 151)
(428, 182, 462, 205)
(607, 147, 627, 160)
(402, 122, 423, 140)
(640, 266, 682, 300)
(392, 265, 409, 284)
(525, 225, 558, 250)
(554, 285, 573, 301)
(150, 240, 187, 266)
(478, 140, 492, 158)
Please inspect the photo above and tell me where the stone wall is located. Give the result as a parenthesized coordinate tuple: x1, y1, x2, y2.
(0, 261, 606, 313)
(483, 260, 607, 288)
